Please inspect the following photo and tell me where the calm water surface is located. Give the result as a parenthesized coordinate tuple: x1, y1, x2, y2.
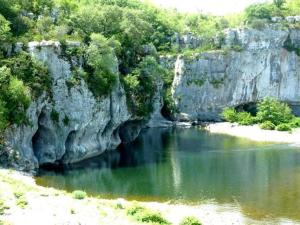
(36, 128, 300, 222)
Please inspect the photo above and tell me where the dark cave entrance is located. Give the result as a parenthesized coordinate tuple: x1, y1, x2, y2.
(235, 102, 258, 116)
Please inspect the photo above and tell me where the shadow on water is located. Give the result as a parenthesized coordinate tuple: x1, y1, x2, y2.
(36, 127, 300, 222)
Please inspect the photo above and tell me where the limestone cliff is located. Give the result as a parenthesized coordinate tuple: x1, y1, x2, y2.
(171, 27, 300, 121)
(5, 41, 132, 171)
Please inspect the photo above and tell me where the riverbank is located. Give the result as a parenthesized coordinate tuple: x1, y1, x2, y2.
(205, 122, 300, 144)
(0, 168, 292, 225)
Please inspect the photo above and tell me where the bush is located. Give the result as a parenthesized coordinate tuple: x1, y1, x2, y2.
(249, 19, 268, 30)
(126, 205, 170, 225)
(290, 117, 300, 128)
(276, 123, 292, 131)
(72, 190, 87, 200)
(256, 98, 293, 125)
(221, 107, 238, 122)
(236, 112, 256, 125)
(244, 3, 275, 23)
(180, 216, 202, 225)
(260, 121, 276, 130)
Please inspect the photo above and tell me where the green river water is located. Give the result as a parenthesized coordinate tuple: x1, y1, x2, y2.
(36, 128, 300, 222)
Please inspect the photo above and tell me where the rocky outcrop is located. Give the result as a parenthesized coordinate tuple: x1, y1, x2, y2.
(170, 27, 300, 121)
(5, 41, 133, 171)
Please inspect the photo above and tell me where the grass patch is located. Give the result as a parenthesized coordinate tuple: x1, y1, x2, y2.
(0, 198, 9, 215)
(180, 216, 202, 225)
(14, 191, 28, 209)
(127, 205, 170, 225)
(16, 197, 28, 209)
(72, 190, 87, 200)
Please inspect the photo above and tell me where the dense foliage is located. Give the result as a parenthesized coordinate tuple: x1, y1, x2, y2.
(0, 53, 50, 130)
(123, 56, 167, 117)
(84, 33, 119, 97)
(222, 98, 300, 132)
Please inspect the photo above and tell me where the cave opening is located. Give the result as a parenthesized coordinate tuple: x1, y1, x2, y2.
(161, 104, 175, 121)
(235, 102, 258, 116)
(32, 111, 58, 167)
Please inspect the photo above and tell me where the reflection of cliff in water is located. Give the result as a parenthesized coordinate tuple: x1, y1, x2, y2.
(37, 128, 300, 221)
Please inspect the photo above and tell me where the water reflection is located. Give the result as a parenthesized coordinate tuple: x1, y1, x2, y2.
(36, 128, 300, 221)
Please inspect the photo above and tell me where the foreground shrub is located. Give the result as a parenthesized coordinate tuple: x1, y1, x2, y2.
(180, 216, 202, 225)
(260, 121, 276, 130)
(256, 98, 293, 125)
(221, 107, 238, 122)
(276, 123, 292, 131)
(72, 190, 87, 200)
(236, 112, 256, 125)
(127, 205, 170, 224)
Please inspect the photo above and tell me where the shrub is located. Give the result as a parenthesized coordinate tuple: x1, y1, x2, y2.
(256, 98, 293, 125)
(63, 115, 70, 126)
(127, 205, 145, 216)
(276, 123, 292, 131)
(289, 117, 300, 128)
(260, 121, 276, 130)
(180, 216, 202, 225)
(236, 112, 256, 125)
(249, 19, 268, 30)
(221, 107, 238, 122)
(72, 190, 87, 200)
(126, 205, 170, 225)
(13, 191, 24, 198)
(244, 3, 273, 22)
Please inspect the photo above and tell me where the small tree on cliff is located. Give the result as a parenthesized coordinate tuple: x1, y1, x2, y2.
(273, 0, 286, 9)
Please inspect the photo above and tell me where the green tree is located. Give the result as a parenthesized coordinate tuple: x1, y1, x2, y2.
(273, 0, 286, 9)
(85, 33, 119, 97)
(0, 15, 11, 42)
(123, 56, 165, 117)
(244, 3, 273, 22)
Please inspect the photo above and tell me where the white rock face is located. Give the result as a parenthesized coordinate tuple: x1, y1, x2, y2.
(5, 42, 131, 170)
(171, 28, 300, 121)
